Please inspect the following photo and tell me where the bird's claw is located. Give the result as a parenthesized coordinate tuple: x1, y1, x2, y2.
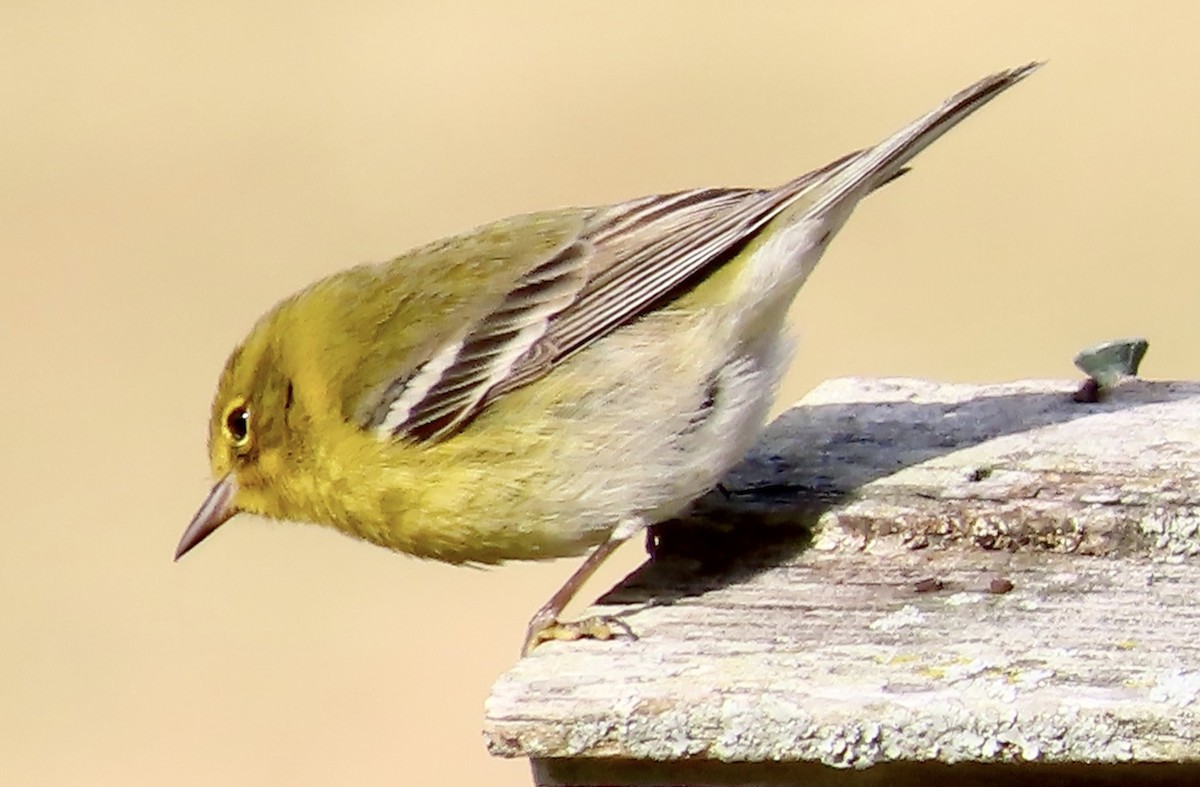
(521, 614, 637, 656)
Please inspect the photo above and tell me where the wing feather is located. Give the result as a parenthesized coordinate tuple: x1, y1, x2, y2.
(368, 63, 1041, 442)
(377, 241, 591, 440)
(377, 179, 835, 440)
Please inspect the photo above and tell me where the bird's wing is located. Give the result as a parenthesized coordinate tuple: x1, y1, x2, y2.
(371, 63, 1039, 442)
(372, 178, 839, 442)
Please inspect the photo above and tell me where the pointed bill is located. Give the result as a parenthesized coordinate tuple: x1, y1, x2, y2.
(175, 473, 238, 560)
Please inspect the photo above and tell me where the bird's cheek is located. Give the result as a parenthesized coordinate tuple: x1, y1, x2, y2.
(254, 448, 288, 481)
(237, 450, 298, 518)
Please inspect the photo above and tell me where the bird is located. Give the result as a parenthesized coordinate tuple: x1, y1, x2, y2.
(176, 63, 1040, 655)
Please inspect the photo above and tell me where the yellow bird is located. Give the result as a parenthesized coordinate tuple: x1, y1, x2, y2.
(177, 63, 1039, 654)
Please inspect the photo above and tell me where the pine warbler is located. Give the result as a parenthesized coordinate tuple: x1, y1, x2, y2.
(177, 64, 1040, 654)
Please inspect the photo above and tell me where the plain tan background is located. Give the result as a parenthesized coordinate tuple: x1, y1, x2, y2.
(4, 3, 1199, 785)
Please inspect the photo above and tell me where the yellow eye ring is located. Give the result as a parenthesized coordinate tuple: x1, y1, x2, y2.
(222, 399, 252, 448)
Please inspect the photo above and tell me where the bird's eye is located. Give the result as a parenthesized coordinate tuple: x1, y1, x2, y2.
(223, 401, 251, 448)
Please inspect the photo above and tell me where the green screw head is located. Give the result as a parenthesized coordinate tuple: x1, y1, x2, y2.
(1073, 338, 1149, 388)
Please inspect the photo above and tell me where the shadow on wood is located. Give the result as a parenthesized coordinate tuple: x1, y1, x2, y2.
(620, 376, 1200, 608)
(486, 377, 1200, 785)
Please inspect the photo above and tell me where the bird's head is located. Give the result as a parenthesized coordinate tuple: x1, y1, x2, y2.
(176, 313, 303, 560)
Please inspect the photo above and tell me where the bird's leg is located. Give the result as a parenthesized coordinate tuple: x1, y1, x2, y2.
(521, 516, 645, 656)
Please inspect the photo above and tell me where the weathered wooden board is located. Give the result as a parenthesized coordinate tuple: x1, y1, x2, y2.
(484, 378, 1200, 785)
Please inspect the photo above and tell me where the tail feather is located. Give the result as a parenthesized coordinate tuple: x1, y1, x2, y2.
(805, 62, 1042, 220)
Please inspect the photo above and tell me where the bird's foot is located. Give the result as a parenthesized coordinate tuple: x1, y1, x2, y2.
(521, 614, 637, 656)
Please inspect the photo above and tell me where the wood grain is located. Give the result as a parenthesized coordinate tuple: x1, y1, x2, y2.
(484, 377, 1200, 782)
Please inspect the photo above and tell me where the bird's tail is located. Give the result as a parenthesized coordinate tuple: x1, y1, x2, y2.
(795, 61, 1042, 223)
(724, 62, 1040, 336)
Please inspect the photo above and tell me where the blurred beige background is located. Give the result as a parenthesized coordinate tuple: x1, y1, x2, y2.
(3, 3, 1198, 785)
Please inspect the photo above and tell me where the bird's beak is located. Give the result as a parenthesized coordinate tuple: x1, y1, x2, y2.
(175, 473, 239, 560)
